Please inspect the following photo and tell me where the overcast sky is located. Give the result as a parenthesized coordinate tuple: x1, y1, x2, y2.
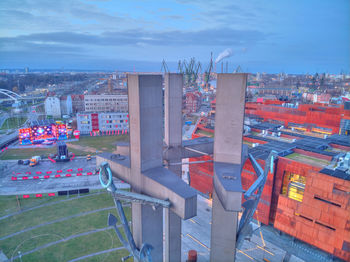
(0, 0, 349, 73)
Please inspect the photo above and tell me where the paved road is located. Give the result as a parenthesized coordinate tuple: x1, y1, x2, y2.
(0, 158, 101, 195)
(183, 118, 200, 140)
(0, 112, 9, 128)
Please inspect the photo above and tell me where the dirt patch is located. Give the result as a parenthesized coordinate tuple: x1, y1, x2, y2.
(66, 143, 96, 153)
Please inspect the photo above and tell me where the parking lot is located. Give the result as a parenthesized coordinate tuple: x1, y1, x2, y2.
(0, 157, 104, 195)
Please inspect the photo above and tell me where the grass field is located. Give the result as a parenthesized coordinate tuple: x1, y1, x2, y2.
(0, 147, 57, 160)
(0, 191, 131, 262)
(0, 135, 129, 160)
(0, 117, 27, 130)
(68, 135, 129, 152)
(0, 147, 89, 160)
(195, 129, 214, 137)
(285, 152, 330, 167)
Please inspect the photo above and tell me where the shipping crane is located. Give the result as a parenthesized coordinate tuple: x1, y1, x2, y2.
(204, 52, 213, 89)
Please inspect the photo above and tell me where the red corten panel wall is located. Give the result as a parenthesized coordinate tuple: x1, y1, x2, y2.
(274, 170, 350, 261)
(189, 155, 213, 196)
(243, 136, 268, 145)
(245, 102, 346, 134)
(270, 157, 321, 223)
(189, 154, 275, 225)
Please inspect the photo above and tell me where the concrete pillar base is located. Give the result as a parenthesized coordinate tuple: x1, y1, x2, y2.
(164, 209, 182, 262)
(132, 202, 163, 262)
(210, 190, 238, 262)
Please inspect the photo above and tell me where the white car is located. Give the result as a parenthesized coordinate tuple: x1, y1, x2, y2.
(42, 140, 54, 145)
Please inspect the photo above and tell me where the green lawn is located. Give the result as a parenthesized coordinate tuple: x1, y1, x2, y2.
(82, 249, 131, 262)
(11, 230, 126, 262)
(0, 145, 90, 160)
(0, 117, 27, 130)
(285, 152, 330, 166)
(0, 148, 56, 160)
(68, 135, 129, 152)
(243, 141, 253, 148)
(0, 192, 117, 237)
(195, 129, 214, 137)
(0, 193, 78, 217)
(0, 192, 131, 261)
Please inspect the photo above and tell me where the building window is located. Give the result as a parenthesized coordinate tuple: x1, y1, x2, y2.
(281, 172, 306, 202)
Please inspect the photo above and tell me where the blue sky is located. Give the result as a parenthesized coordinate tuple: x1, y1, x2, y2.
(0, 0, 349, 73)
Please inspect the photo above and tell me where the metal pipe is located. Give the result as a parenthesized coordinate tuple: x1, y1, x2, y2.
(184, 147, 210, 156)
(167, 160, 213, 166)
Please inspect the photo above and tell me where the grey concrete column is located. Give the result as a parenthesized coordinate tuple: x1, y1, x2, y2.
(128, 74, 163, 175)
(210, 190, 238, 261)
(210, 73, 247, 262)
(213, 74, 247, 165)
(132, 203, 164, 262)
(164, 73, 183, 262)
(164, 208, 182, 262)
(128, 74, 164, 260)
(164, 73, 183, 147)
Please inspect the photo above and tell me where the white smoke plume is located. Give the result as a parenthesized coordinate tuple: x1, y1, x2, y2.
(215, 48, 233, 63)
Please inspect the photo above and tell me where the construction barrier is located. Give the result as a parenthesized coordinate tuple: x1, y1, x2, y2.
(11, 171, 97, 181)
(20, 188, 90, 198)
(88, 130, 128, 136)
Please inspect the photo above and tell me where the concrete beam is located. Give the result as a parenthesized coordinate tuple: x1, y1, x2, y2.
(116, 136, 214, 162)
(143, 167, 197, 219)
(97, 153, 197, 219)
(213, 162, 242, 211)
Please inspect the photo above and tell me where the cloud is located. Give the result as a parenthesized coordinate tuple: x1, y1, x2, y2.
(161, 15, 184, 20)
(0, 0, 147, 35)
(0, 28, 266, 50)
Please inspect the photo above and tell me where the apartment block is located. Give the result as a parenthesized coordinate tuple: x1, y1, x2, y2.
(84, 94, 128, 112)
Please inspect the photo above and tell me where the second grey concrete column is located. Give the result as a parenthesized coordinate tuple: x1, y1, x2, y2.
(128, 74, 164, 261)
(210, 73, 247, 262)
(164, 73, 183, 262)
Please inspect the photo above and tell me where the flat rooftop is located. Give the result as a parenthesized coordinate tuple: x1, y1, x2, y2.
(285, 152, 330, 168)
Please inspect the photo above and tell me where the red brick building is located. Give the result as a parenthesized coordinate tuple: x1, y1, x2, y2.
(185, 92, 202, 114)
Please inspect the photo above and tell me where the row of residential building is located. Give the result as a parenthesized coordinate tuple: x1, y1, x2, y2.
(44, 94, 128, 117)
(46, 92, 206, 117)
(76, 112, 129, 134)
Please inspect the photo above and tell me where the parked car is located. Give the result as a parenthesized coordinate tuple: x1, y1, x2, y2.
(42, 140, 54, 145)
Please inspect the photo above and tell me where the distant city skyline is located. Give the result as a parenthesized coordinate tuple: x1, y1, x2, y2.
(0, 0, 349, 74)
